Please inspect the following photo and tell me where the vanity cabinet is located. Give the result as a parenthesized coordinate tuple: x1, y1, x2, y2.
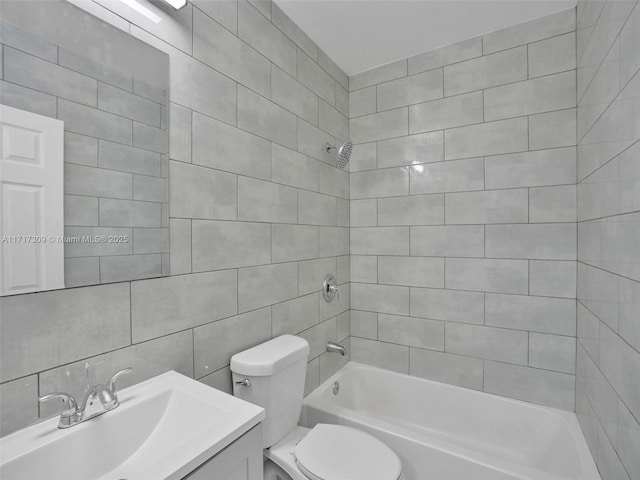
(184, 424, 263, 480)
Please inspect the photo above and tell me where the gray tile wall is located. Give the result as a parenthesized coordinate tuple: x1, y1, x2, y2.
(575, 1, 640, 479)
(0, 0, 350, 436)
(0, 10, 170, 287)
(348, 8, 579, 411)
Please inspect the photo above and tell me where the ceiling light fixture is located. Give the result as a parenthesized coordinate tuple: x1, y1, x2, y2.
(162, 0, 187, 10)
(119, 0, 162, 23)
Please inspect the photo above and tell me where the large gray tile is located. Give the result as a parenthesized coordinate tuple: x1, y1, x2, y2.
(300, 317, 337, 360)
(350, 338, 409, 373)
(377, 132, 444, 168)
(238, 176, 297, 224)
(445, 117, 528, 160)
(529, 32, 576, 78)
(318, 49, 349, 90)
(237, 86, 297, 149)
(350, 227, 409, 255)
(132, 122, 168, 154)
(445, 323, 528, 365)
(486, 224, 577, 260)
(349, 86, 376, 118)
(0, 376, 38, 437)
(484, 71, 576, 121)
(410, 157, 484, 194)
(484, 361, 575, 410)
(65, 163, 132, 200)
(99, 198, 161, 227)
(65, 195, 99, 226)
(192, 112, 271, 181)
(348, 142, 377, 172)
(194, 308, 272, 377)
(169, 218, 191, 275)
(0, 80, 57, 118)
(446, 258, 529, 294)
(131, 270, 237, 342)
(410, 287, 484, 325)
(335, 83, 349, 117)
(98, 82, 160, 127)
(65, 132, 98, 167)
(133, 175, 167, 202)
(351, 283, 410, 315)
(410, 348, 483, 390)
(170, 161, 237, 220)
(408, 37, 482, 74)
(351, 255, 378, 283)
(297, 49, 335, 106)
(192, 0, 237, 34)
(485, 147, 577, 189)
(529, 109, 577, 150)
(350, 108, 408, 144)
(482, 8, 576, 54)
(444, 46, 527, 96)
(378, 256, 444, 288)
(271, 64, 318, 125)
(319, 161, 349, 199)
(410, 225, 484, 257)
(238, 262, 298, 312)
(378, 314, 444, 350)
(193, 7, 270, 97)
(0, 283, 130, 382)
(272, 144, 318, 192)
(272, 224, 318, 262)
(410, 91, 483, 134)
(272, 293, 319, 337)
(271, 2, 318, 62)
(350, 59, 407, 91)
(169, 103, 191, 163)
(99, 140, 162, 177)
(351, 310, 378, 339)
(58, 99, 132, 145)
(530, 260, 577, 299)
(99, 254, 163, 283)
(445, 189, 528, 224)
(319, 100, 348, 141)
(351, 167, 409, 199)
(298, 190, 336, 226)
(618, 399, 640, 480)
(350, 199, 377, 227)
(62, 257, 98, 288)
(485, 293, 577, 335)
(529, 333, 576, 374)
(4, 47, 96, 106)
(238, 0, 296, 77)
(192, 220, 271, 271)
(319, 227, 349, 257)
(530, 185, 577, 223)
(298, 257, 337, 295)
(0, 20, 57, 62)
(297, 119, 338, 164)
(377, 69, 443, 111)
(378, 194, 444, 226)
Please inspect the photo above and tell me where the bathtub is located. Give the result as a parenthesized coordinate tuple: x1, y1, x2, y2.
(301, 362, 600, 480)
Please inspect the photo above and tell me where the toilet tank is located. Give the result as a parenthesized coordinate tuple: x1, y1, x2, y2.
(230, 335, 310, 448)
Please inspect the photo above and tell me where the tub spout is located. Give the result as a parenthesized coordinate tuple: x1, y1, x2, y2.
(327, 341, 346, 356)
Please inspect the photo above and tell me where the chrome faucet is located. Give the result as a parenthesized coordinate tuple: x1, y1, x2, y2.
(326, 341, 346, 356)
(39, 367, 132, 429)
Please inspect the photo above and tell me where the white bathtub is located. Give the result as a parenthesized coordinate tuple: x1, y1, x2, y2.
(302, 362, 600, 480)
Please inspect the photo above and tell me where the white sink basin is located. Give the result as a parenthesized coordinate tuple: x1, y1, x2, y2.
(0, 371, 265, 480)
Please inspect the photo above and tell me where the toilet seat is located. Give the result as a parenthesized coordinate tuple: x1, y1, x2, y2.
(294, 424, 402, 480)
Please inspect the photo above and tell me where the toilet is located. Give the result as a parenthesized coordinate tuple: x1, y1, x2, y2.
(230, 335, 403, 480)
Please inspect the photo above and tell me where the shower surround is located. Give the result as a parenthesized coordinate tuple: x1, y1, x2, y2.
(348, 8, 578, 410)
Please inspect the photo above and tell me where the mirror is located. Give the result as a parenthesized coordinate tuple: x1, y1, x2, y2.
(0, 0, 170, 290)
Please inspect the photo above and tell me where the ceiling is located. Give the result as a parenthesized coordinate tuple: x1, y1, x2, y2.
(275, 0, 577, 76)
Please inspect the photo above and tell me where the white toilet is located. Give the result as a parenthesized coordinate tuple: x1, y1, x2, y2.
(230, 335, 403, 480)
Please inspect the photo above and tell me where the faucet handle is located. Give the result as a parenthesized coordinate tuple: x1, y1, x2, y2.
(106, 367, 133, 395)
(39, 392, 78, 416)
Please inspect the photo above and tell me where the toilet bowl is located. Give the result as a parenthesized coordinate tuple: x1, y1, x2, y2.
(230, 335, 404, 480)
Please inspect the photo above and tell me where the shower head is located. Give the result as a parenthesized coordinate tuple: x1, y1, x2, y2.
(326, 141, 353, 169)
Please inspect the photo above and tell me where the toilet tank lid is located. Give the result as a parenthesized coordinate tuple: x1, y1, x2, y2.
(231, 335, 310, 376)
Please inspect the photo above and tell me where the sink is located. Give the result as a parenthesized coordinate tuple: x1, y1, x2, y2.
(0, 371, 265, 480)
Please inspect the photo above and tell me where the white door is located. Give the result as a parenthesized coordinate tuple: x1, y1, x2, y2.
(0, 105, 64, 296)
